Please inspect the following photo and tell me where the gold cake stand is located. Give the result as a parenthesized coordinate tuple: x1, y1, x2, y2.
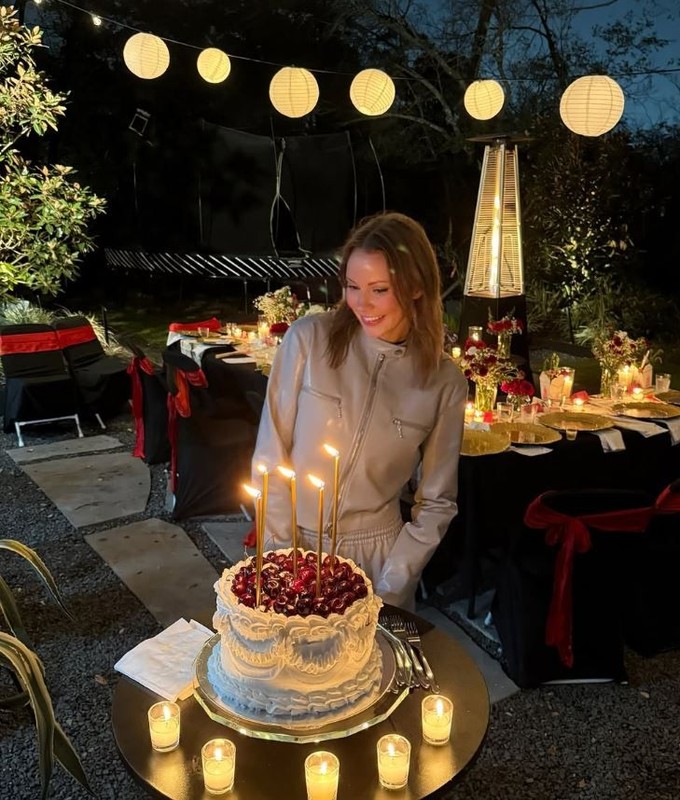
(193, 632, 408, 744)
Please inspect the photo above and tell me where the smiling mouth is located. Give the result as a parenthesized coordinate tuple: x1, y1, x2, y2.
(360, 315, 384, 326)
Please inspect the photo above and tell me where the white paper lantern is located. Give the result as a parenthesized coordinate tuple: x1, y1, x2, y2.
(463, 80, 505, 120)
(559, 75, 625, 136)
(350, 69, 395, 116)
(197, 48, 231, 84)
(269, 67, 319, 118)
(123, 33, 169, 80)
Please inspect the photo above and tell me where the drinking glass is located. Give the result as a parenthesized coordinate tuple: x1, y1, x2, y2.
(656, 373, 671, 394)
(520, 404, 537, 424)
(496, 402, 513, 422)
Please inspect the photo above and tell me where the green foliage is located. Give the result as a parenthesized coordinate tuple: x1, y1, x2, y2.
(0, 539, 94, 798)
(0, 5, 105, 301)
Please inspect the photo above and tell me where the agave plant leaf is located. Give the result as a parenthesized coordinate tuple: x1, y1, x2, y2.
(0, 539, 73, 621)
(0, 633, 55, 799)
(53, 720, 96, 796)
(0, 572, 32, 646)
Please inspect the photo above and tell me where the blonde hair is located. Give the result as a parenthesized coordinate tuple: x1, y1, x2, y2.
(327, 212, 444, 382)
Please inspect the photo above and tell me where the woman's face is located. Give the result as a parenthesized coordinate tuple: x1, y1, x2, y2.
(345, 248, 410, 343)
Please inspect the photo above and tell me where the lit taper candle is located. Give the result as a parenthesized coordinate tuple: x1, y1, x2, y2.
(308, 474, 325, 596)
(243, 484, 263, 605)
(277, 466, 298, 577)
(322, 444, 340, 567)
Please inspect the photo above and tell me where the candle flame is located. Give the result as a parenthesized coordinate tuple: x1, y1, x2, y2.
(277, 466, 295, 479)
(215, 747, 222, 761)
(256, 463, 268, 475)
(243, 484, 261, 500)
(387, 743, 396, 757)
(308, 474, 325, 489)
(162, 704, 171, 720)
(323, 443, 339, 458)
(435, 698, 444, 716)
(320, 761, 328, 775)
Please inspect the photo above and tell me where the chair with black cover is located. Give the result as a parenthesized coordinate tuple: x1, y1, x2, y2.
(127, 343, 170, 464)
(620, 480, 680, 656)
(163, 348, 259, 519)
(53, 316, 130, 426)
(0, 323, 83, 447)
(491, 488, 654, 688)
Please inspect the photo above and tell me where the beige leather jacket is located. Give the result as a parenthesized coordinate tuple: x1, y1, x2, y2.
(253, 311, 467, 602)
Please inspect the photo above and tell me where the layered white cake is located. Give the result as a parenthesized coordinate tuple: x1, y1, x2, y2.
(209, 549, 383, 721)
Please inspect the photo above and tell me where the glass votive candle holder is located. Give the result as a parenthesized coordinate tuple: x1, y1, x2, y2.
(572, 397, 584, 412)
(421, 694, 453, 745)
(147, 701, 180, 752)
(304, 751, 339, 800)
(451, 346, 462, 360)
(564, 426, 577, 441)
(519, 403, 537, 424)
(467, 325, 483, 342)
(656, 373, 671, 394)
(631, 386, 644, 401)
(377, 734, 411, 790)
(496, 402, 513, 422)
(202, 738, 236, 795)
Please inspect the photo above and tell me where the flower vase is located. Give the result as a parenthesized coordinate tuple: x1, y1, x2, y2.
(496, 331, 511, 359)
(506, 393, 530, 413)
(600, 366, 616, 398)
(474, 380, 497, 413)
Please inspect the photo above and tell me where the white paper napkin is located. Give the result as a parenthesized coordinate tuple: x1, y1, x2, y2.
(215, 351, 257, 365)
(510, 445, 553, 456)
(114, 618, 214, 701)
(658, 417, 680, 445)
(613, 417, 667, 438)
(592, 429, 626, 452)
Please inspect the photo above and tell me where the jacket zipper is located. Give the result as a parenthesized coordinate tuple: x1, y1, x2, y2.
(302, 385, 342, 418)
(331, 353, 386, 530)
(392, 418, 430, 438)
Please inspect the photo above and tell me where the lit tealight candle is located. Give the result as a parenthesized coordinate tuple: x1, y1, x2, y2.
(464, 401, 474, 423)
(573, 397, 584, 412)
(147, 701, 180, 752)
(376, 734, 411, 790)
(473, 409, 484, 422)
(421, 694, 453, 745)
(202, 738, 236, 795)
(304, 751, 339, 800)
(632, 386, 644, 400)
(451, 346, 462, 360)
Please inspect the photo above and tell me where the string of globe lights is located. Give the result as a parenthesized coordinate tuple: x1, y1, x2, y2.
(30, 0, 680, 136)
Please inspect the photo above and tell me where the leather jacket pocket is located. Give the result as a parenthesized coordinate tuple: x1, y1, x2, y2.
(300, 385, 343, 419)
(391, 417, 431, 440)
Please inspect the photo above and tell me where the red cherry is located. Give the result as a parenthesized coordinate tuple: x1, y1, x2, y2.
(272, 598, 287, 614)
(283, 603, 297, 617)
(240, 594, 256, 608)
(291, 578, 306, 594)
(329, 596, 347, 615)
(336, 580, 352, 595)
(311, 599, 330, 618)
(305, 552, 318, 565)
(341, 591, 356, 607)
(299, 567, 316, 584)
(353, 583, 368, 598)
(350, 573, 365, 586)
(264, 579, 281, 597)
(232, 578, 248, 596)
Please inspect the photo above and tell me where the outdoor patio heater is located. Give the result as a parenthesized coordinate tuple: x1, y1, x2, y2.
(459, 134, 531, 369)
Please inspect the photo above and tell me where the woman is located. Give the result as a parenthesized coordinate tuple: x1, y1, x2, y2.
(253, 212, 467, 609)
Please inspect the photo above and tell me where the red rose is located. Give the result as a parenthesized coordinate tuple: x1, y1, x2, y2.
(269, 322, 289, 335)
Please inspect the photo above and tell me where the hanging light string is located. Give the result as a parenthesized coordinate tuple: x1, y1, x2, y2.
(37, 0, 680, 80)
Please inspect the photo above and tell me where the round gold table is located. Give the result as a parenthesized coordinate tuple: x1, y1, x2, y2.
(112, 614, 489, 799)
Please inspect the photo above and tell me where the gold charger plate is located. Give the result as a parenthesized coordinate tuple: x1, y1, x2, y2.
(613, 401, 680, 420)
(462, 428, 511, 457)
(493, 422, 561, 446)
(655, 390, 680, 406)
(539, 411, 614, 431)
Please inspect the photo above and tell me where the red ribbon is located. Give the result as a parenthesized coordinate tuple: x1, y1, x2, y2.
(0, 331, 61, 355)
(127, 356, 155, 459)
(54, 324, 97, 348)
(167, 367, 208, 493)
(168, 317, 221, 333)
(524, 495, 653, 667)
(654, 484, 680, 514)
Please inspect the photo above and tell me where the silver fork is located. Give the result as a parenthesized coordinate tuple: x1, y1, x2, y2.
(387, 615, 430, 690)
(378, 622, 414, 691)
(404, 619, 439, 692)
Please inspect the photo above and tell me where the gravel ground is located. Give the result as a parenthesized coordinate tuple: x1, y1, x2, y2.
(1, 413, 680, 799)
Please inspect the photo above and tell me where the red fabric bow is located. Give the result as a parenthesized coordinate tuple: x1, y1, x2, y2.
(127, 356, 155, 459)
(0, 331, 61, 355)
(54, 325, 97, 348)
(167, 367, 208, 493)
(168, 317, 221, 333)
(524, 495, 653, 667)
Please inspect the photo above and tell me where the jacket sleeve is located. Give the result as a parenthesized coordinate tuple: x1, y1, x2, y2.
(375, 368, 467, 608)
(251, 320, 309, 548)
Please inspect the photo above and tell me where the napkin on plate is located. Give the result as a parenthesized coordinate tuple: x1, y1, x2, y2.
(215, 351, 257, 365)
(613, 417, 666, 438)
(510, 445, 553, 456)
(592, 429, 626, 452)
(114, 618, 214, 701)
(657, 417, 680, 445)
